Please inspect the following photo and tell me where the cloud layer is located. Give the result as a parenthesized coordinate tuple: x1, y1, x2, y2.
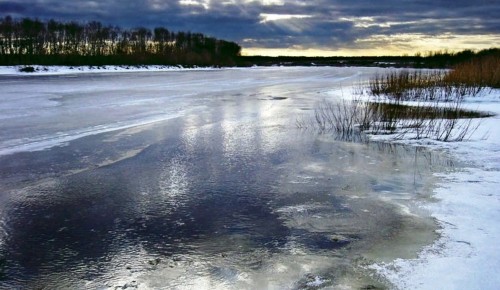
(1, 0, 499, 55)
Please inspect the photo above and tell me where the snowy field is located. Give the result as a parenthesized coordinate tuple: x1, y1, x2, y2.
(0, 66, 499, 289)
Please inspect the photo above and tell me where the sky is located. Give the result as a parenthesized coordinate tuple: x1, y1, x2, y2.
(1, 0, 499, 56)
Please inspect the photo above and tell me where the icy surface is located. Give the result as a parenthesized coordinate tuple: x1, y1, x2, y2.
(0, 66, 370, 156)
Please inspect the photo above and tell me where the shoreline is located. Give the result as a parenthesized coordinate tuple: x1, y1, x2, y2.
(363, 89, 500, 289)
(0, 64, 228, 76)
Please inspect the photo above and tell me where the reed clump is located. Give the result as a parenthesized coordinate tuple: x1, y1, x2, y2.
(299, 54, 496, 142)
(369, 70, 484, 102)
(297, 98, 489, 142)
(369, 52, 500, 102)
(445, 54, 500, 89)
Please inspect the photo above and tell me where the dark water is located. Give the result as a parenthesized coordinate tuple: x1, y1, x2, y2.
(0, 68, 455, 289)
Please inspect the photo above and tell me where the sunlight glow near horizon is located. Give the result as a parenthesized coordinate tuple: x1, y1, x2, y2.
(242, 33, 500, 57)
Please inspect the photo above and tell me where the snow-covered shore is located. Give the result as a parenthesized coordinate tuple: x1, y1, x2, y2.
(367, 90, 500, 289)
(0, 65, 223, 76)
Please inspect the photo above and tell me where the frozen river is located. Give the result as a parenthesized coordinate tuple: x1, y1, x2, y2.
(0, 67, 454, 289)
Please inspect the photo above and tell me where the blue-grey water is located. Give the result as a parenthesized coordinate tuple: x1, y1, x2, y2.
(0, 67, 454, 289)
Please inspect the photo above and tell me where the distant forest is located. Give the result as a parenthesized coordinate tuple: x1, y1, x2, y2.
(0, 16, 242, 66)
(0, 16, 498, 68)
(239, 48, 500, 68)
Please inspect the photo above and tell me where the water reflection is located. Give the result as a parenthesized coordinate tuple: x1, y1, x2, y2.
(0, 134, 453, 288)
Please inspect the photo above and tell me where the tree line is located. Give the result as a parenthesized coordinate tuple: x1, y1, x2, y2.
(0, 16, 242, 66)
(238, 48, 500, 68)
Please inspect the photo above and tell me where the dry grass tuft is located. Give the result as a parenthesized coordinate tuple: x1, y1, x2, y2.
(369, 52, 500, 102)
(446, 54, 500, 89)
(297, 96, 492, 142)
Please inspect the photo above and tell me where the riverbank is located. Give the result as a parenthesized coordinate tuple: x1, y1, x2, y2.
(362, 89, 500, 289)
(0, 65, 224, 76)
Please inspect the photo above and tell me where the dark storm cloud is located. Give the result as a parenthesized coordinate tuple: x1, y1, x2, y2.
(0, 1, 27, 13)
(1, 0, 499, 51)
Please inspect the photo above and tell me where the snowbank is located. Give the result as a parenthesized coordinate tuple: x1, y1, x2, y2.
(0, 65, 224, 76)
(368, 89, 500, 289)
